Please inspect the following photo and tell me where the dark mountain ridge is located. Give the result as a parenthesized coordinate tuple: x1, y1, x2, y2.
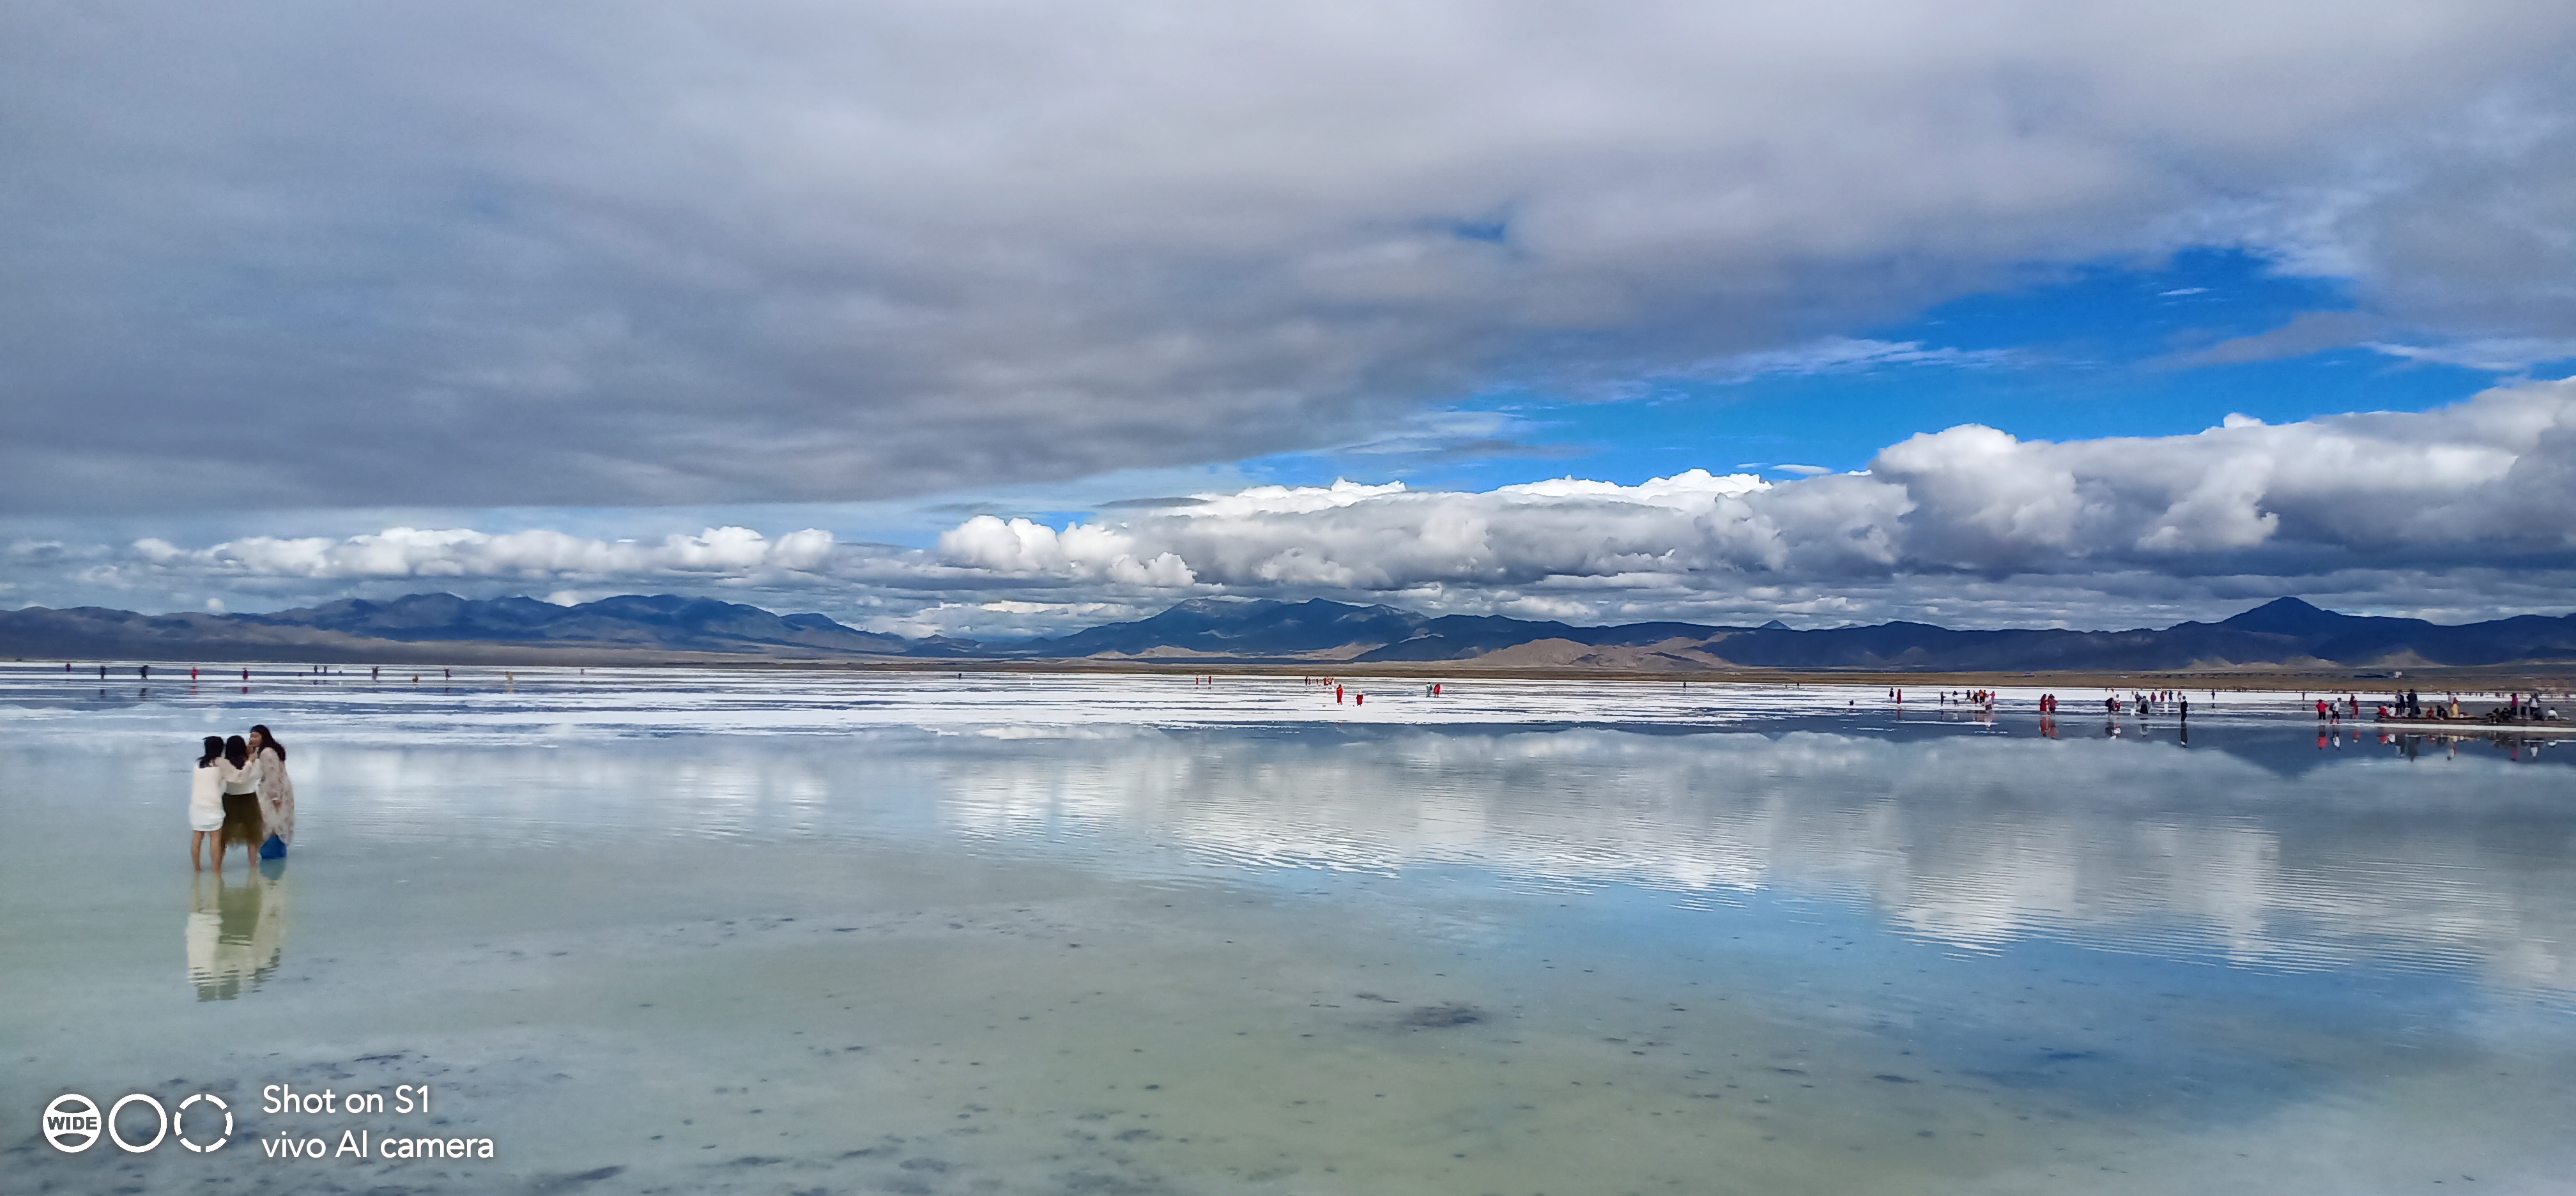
(4, 592, 2573, 672)
(1013, 595, 2576, 671)
(245, 593, 912, 653)
(0, 593, 914, 663)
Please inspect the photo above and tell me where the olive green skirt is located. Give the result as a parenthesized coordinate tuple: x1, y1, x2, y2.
(219, 792, 266, 849)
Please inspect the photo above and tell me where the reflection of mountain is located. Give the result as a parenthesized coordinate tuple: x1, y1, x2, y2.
(188, 868, 288, 1000)
(4, 592, 2573, 669)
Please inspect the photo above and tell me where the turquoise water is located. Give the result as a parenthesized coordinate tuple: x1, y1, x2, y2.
(4, 668, 2572, 1193)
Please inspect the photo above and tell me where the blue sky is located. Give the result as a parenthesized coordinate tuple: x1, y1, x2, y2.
(1255, 249, 2563, 496)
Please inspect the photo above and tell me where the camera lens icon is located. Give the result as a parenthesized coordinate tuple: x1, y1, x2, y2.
(108, 1094, 167, 1153)
(176, 1093, 232, 1152)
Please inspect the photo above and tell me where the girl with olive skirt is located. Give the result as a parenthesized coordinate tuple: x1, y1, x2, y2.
(217, 734, 265, 869)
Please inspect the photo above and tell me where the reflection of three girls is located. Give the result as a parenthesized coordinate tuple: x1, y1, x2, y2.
(188, 725, 295, 870)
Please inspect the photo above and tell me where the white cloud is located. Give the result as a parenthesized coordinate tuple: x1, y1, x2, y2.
(6, 3, 2575, 512)
(2368, 338, 2576, 372)
(937, 517, 1197, 586)
(23, 379, 2576, 634)
(924, 376, 2576, 619)
(130, 526, 839, 582)
(1182, 480, 1412, 519)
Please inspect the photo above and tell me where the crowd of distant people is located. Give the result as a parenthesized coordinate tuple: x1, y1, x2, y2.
(2365, 689, 2561, 724)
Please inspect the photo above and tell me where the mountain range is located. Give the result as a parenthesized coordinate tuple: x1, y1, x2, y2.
(0, 594, 962, 664)
(5, 592, 2575, 673)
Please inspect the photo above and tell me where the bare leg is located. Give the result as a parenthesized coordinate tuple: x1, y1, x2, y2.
(191, 831, 206, 870)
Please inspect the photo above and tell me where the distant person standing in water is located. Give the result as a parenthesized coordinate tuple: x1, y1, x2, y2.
(218, 735, 265, 868)
(189, 735, 240, 870)
(247, 724, 295, 857)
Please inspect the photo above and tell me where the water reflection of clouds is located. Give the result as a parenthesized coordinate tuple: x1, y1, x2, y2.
(293, 723, 2576, 993)
(916, 728, 2576, 993)
(28, 651, 2556, 1004)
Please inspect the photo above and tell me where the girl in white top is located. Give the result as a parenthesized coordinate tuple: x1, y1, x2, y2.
(191, 735, 241, 870)
(223, 735, 263, 799)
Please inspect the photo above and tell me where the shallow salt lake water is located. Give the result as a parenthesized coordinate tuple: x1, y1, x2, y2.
(4, 667, 2572, 1194)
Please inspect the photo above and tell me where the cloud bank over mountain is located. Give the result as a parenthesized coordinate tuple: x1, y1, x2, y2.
(20, 379, 2573, 633)
(932, 378, 2576, 627)
(6, 1, 2576, 514)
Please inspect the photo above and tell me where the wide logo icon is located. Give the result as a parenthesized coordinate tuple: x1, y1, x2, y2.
(42, 1092, 102, 1153)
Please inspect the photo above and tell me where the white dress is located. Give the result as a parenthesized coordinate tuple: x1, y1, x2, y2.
(190, 760, 240, 832)
(254, 746, 295, 845)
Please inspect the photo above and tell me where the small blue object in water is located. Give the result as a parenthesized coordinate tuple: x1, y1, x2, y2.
(259, 834, 286, 860)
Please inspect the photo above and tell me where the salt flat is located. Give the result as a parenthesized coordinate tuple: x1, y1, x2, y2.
(4, 666, 2569, 1194)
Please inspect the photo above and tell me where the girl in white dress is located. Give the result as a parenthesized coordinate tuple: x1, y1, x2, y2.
(190, 735, 240, 870)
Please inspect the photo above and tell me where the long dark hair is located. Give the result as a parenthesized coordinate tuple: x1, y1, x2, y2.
(224, 735, 249, 768)
(249, 724, 286, 762)
(199, 735, 224, 767)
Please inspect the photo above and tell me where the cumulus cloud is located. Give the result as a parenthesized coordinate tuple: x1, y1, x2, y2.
(923, 377, 2576, 624)
(20, 379, 2576, 633)
(127, 526, 837, 583)
(4, 2, 2575, 512)
(938, 518, 1197, 586)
